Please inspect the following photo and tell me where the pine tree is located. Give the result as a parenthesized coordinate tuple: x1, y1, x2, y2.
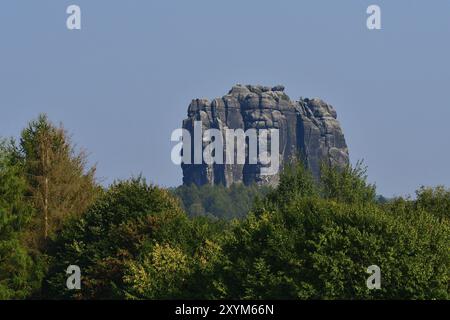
(18, 114, 99, 247)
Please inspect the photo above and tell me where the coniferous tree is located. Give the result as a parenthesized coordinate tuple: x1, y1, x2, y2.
(18, 114, 99, 247)
(0, 141, 43, 299)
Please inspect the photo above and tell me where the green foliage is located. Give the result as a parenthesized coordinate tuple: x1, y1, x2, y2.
(173, 183, 271, 219)
(213, 161, 449, 299)
(0, 140, 30, 232)
(2, 116, 450, 300)
(43, 177, 227, 300)
(44, 177, 191, 299)
(415, 186, 450, 221)
(124, 243, 192, 299)
(320, 160, 376, 205)
(266, 160, 317, 206)
(220, 198, 449, 299)
(18, 114, 99, 248)
(0, 141, 45, 299)
(123, 210, 227, 299)
(123, 234, 224, 300)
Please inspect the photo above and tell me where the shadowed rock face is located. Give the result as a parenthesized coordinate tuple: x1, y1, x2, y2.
(181, 84, 349, 187)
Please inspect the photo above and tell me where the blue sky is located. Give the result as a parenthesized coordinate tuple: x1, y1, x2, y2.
(1, 0, 449, 197)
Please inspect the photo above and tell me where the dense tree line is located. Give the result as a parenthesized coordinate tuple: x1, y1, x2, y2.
(0, 115, 449, 299)
(0, 115, 99, 298)
(172, 183, 271, 220)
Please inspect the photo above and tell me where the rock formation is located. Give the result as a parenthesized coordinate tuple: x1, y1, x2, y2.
(181, 84, 349, 187)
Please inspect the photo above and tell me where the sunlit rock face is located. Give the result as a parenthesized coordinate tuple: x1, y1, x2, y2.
(181, 84, 349, 187)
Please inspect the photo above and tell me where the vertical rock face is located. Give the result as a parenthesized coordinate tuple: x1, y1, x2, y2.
(181, 84, 349, 187)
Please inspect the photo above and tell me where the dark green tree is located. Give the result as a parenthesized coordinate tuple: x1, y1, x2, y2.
(0, 141, 45, 299)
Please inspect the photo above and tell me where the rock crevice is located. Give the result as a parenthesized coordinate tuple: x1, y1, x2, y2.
(182, 84, 349, 187)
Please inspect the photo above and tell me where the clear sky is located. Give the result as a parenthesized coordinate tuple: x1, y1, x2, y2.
(1, 0, 449, 197)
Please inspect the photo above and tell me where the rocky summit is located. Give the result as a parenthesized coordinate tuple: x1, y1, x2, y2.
(181, 84, 349, 187)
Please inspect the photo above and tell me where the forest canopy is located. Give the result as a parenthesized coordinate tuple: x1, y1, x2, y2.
(0, 115, 448, 300)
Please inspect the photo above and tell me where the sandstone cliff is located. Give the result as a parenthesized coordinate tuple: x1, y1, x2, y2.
(181, 84, 349, 186)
